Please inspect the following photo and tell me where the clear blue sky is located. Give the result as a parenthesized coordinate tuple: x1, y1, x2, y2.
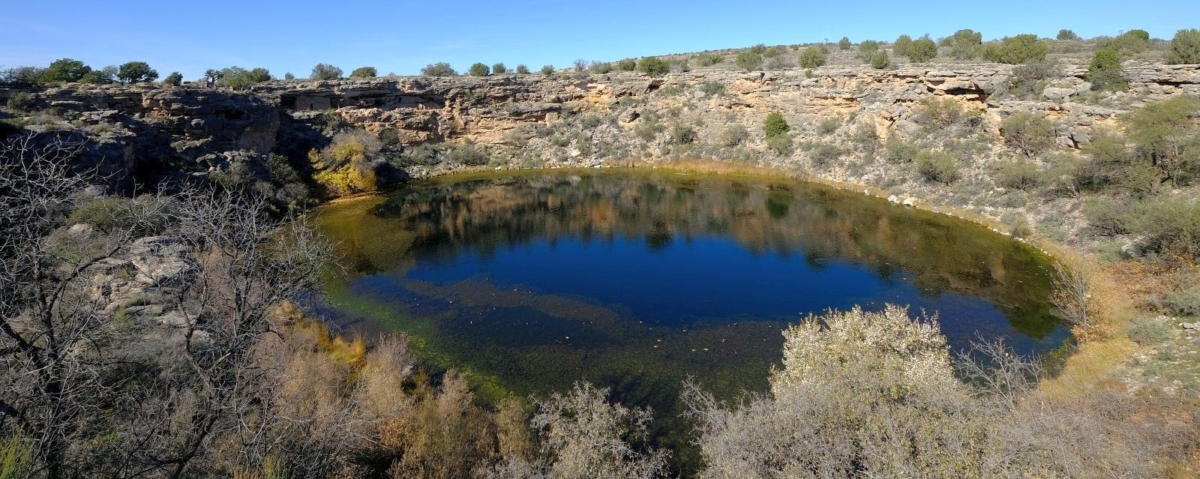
(2, 0, 1196, 80)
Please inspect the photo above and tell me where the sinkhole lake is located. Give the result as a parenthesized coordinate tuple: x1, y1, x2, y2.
(311, 170, 1070, 406)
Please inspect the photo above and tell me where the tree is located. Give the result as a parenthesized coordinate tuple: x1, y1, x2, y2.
(1165, 28, 1200, 64)
(908, 36, 938, 62)
(492, 62, 507, 74)
(1124, 96, 1200, 186)
(468, 62, 490, 76)
(162, 71, 183, 86)
(220, 66, 270, 89)
(858, 40, 880, 62)
(116, 61, 157, 83)
(1057, 29, 1080, 40)
(308, 129, 383, 195)
(894, 34, 913, 57)
(946, 29, 983, 60)
(541, 65, 555, 76)
(203, 69, 223, 85)
(735, 52, 763, 71)
(799, 47, 827, 68)
(1001, 112, 1055, 156)
(764, 111, 789, 138)
(617, 58, 638, 71)
(637, 57, 669, 76)
(838, 37, 852, 50)
(78, 67, 116, 85)
(283, 72, 295, 81)
(349, 66, 377, 78)
(515, 64, 530, 74)
(421, 62, 457, 77)
(1, 66, 45, 86)
(983, 34, 1049, 64)
(40, 58, 91, 83)
(1087, 48, 1127, 91)
(573, 59, 588, 72)
(870, 50, 890, 69)
(310, 63, 342, 80)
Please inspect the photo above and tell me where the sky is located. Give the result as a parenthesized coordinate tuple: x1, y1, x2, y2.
(1, 0, 1196, 80)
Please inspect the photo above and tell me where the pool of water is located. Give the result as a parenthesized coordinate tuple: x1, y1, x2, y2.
(311, 170, 1069, 468)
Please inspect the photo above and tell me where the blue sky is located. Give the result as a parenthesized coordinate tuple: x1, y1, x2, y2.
(2, 0, 1196, 80)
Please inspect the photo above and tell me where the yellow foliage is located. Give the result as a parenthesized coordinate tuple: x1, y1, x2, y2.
(308, 130, 382, 195)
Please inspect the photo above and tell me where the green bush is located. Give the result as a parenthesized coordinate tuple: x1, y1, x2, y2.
(893, 35, 913, 57)
(612, 58, 634, 71)
(422, 62, 457, 77)
(1124, 96, 1200, 187)
(68, 196, 171, 235)
(994, 158, 1041, 190)
(284, 72, 295, 81)
(838, 37, 852, 50)
(916, 149, 960, 183)
(766, 134, 794, 156)
(1057, 29, 1080, 41)
(515, 64, 530, 74)
(1087, 48, 1127, 91)
(917, 97, 965, 127)
(1000, 112, 1055, 156)
(633, 116, 663, 142)
(448, 144, 489, 166)
(798, 47, 827, 68)
(763, 46, 787, 58)
(749, 43, 768, 55)
(1006, 60, 1058, 99)
(79, 67, 115, 85)
(40, 58, 91, 83)
(735, 52, 763, 71)
(908, 37, 938, 63)
(162, 71, 183, 86)
(700, 81, 725, 96)
(349, 66, 377, 78)
(1163, 285, 1200, 317)
(492, 63, 507, 74)
(117, 61, 158, 83)
(669, 123, 697, 144)
(695, 52, 724, 67)
(1166, 29, 1200, 64)
(946, 29, 983, 60)
(637, 57, 669, 76)
(1127, 195, 1200, 257)
(468, 63, 490, 76)
(541, 65, 555, 76)
(870, 50, 890, 69)
(884, 137, 920, 163)
(1098, 29, 1151, 57)
(310, 63, 343, 80)
(589, 61, 612, 74)
(720, 124, 750, 146)
(763, 112, 789, 137)
(858, 40, 880, 62)
(983, 34, 1048, 64)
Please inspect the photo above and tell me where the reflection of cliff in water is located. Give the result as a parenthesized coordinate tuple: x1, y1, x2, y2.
(361, 172, 1056, 338)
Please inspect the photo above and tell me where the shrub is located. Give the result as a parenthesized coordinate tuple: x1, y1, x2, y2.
(468, 63, 490, 76)
(838, 37, 852, 50)
(68, 196, 170, 235)
(284, 72, 295, 81)
(572, 59, 588, 72)
(669, 123, 697, 144)
(763, 112, 789, 137)
(858, 40, 880, 62)
(637, 57, 669, 76)
(541, 65, 555, 76)
(917, 96, 967, 127)
(492, 63, 507, 74)
(447, 144, 489, 165)
(1, 66, 44, 86)
(117, 61, 158, 83)
(1165, 29, 1200, 64)
(720, 124, 750, 146)
(162, 71, 183, 86)
(908, 37, 938, 62)
(994, 158, 1041, 190)
(1126, 194, 1200, 257)
(615, 58, 637, 71)
(700, 81, 725, 96)
(883, 136, 920, 163)
(1006, 59, 1058, 99)
(809, 143, 846, 167)
(870, 50, 890, 69)
(817, 117, 840, 135)
(529, 383, 667, 479)
(983, 34, 1048, 64)
(763, 46, 787, 58)
(633, 116, 663, 142)
(1163, 284, 1200, 317)
(695, 52, 724, 67)
(1127, 317, 1174, 344)
(1087, 48, 1127, 91)
(749, 43, 768, 55)
(1057, 29, 1080, 41)
(916, 149, 960, 183)
(766, 134, 794, 155)
(735, 52, 763, 71)
(40, 58, 91, 83)
(308, 129, 382, 195)
(799, 47, 827, 68)
(894, 34, 913, 57)
(79, 68, 115, 85)
(1098, 29, 1151, 57)
(219, 66, 271, 89)
(946, 29, 983, 60)
(515, 64, 530, 74)
(421, 62, 457, 77)
(349, 66, 377, 78)
(1000, 112, 1055, 156)
(310, 63, 343, 80)
(1124, 96, 1200, 187)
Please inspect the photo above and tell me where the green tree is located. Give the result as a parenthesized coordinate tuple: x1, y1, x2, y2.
(735, 52, 763, 71)
(492, 63, 507, 74)
(1165, 29, 1200, 64)
(162, 71, 183, 86)
(283, 72, 295, 81)
(117, 61, 158, 83)
(637, 57, 669, 76)
(1000, 112, 1055, 156)
(1124, 96, 1200, 186)
(78, 67, 116, 85)
(1087, 48, 1127, 91)
(421, 62, 457, 77)
(764, 111, 790, 138)
(908, 37, 938, 62)
(894, 34, 913, 57)
(1099, 29, 1151, 57)
(541, 65, 555, 75)
(799, 47, 827, 68)
(349, 66, 377, 78)
(616, 58, 637, 71)
(983, 34, 1048, 64)
(1057, 29, 1080, 41)
(858, 40, 880, 62)
(468, 62, 490, 76)
(40, 58, 91, 83)
(870, 50, 890, 69)
(310, 63, 342, 80)
(838, 37, 852, 50)
(515, 64, 530, 74)
(203, 69, 223, 84)
(946, 29, 983, 60)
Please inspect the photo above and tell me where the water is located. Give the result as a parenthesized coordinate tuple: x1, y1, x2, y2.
(312, 170, 1069, 471)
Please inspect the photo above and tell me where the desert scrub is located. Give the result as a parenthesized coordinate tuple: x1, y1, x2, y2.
(883, 137, 920, 164)
(1000, 112, 1055, 157)
(915, 149, 960, 184)
(766, 134, 794, 156)
(720, 125, 749, 147)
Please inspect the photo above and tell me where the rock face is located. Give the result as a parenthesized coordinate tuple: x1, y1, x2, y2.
(1, 62, 1197, 187)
